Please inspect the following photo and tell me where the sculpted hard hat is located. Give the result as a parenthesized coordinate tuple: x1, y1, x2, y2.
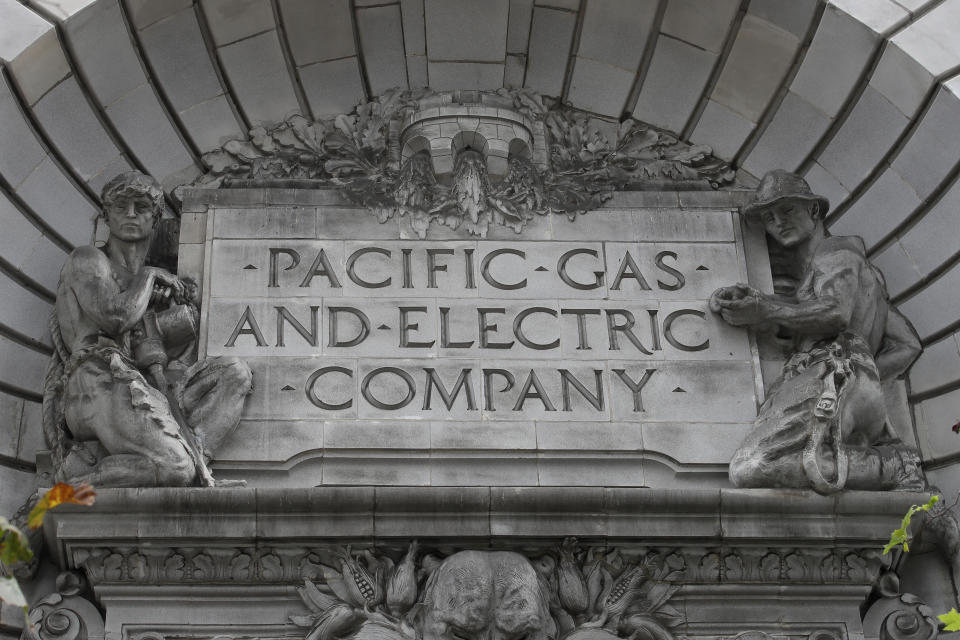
(742, 169, 830, 219)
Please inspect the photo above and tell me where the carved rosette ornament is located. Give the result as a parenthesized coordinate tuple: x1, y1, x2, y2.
(190, 89, 735, 237)
(288, 539, 683, 640)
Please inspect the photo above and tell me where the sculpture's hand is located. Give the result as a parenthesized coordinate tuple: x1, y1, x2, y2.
(146, 267, 188, 305)
(710, 283, 771, 327)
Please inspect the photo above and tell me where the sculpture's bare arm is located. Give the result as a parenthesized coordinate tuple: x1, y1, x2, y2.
(876, 306, 922, 380)
(710, 251, 859, 335)
(64, 246, 172, 337)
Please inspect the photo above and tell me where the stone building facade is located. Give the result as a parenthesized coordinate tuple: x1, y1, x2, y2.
(2, 0, 960, 638)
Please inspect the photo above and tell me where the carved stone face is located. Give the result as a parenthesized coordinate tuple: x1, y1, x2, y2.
(419, 551, 555, 640)
(759, 198, 819, 248)
(104, 193, 159, 243)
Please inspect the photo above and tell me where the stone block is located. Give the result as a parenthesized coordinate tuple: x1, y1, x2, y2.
(17, 400, 42, 464)
(407, 54, 429, 88)
(431, 456, 539, 486)
(0, 1, 54, 64)
(576, 0, 656, 71)
(524, 7, 575, 97)
(892, 86, 960, 200)
(536, 421, 642, 451)
(0, 273, 54, 344)
(241, 357, 358, 421)
(400, 0, 426, 55)
(213, 206, 316, 238)
(176, 242, 204, 288)
(374, 486, 490, 536)
(356, 4, 408, 96)
(435, 299, 558, 359)
(829, 0, 908, 35)
(475, 241, 607, 300)
(357, 358, 481, 421)
(279, 0, 355, 65)
(0, 464, 34, 516)
(200, 0, 275, 46)
(63, 0, 145, 107)
(689, 99, 755, 161)
(900, 263, 960, 341)
(217, 30, 301, 126)
(870, 42, 933, 119)
(317, 206, 399, 239)
(711, 14, 800, 123)
(537, 456, 645, 486)
(428, 62, 505, 91)
(0, 393, 24, 458)
(216, 420, 323, 462)
(178, 94, 244, 152)
(791, 5, 877, 118)
(632, 35, 716, 135)
(660, 0, 740, 53)
(0, 335, 48, 392)
(425, 0, 508, 62)
(6, 27, 70, 107)
(741, 91, 832, 177)
(431, 420, 536, 450)
(916, 388, 960, 460)
(603, 241, 743, 301)
(208, 239, 346, 298)
(802, 161, 849, 211)
(325, 420, 430, 449)
(869, 241, 921, 299)
(15, 155, 98, 246)
(748, 0, 819, 39)
(32, 77, 128, 185)
(909, 332, 960, 395)
(204, 298, 325, 357)
(898, 179, 960, 276)
(299, 57, 367, 118)
(552, 208, 735, 242)
(890, 0, 960, 77)
(0, 192, 65, 285)
(608, 361, 758, 423)
(817, 85, 908, 191)
(827, 168, 921, 250)
(507, 0, 533, 53)
(323, 455, 431, 485)
(566, 57, 635, 118)
(643, 422, 748, 464)
(503, 53, 525, 88)
(256, 487, 374, 538)
(720, 488, 837, 540)
(605, 488, 721, 537)
(490, 486, 607, 537)
(139, 7, 223, 112)
(103, 83, 200, 190)
(125, 0, 192, 29)
(0, 75, 47, 189)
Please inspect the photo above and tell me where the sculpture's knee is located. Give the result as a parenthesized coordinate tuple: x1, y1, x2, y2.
(155, 451, 196, 487)
(728, 448, 766, 488)
(219, 357, 253, 394)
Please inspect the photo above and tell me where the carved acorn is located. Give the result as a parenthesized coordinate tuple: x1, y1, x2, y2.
(386, 540, 419, 615)
(337, 546, 384, 609)
(556, 538, 589, 614)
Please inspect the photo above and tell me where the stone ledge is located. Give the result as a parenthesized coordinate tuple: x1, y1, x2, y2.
(42, 486, 929, 567)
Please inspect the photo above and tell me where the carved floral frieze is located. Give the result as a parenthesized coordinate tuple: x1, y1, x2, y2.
(190, 89, 735, 237)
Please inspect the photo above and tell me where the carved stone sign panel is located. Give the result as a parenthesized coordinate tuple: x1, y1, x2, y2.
(184, 190, 766, 486)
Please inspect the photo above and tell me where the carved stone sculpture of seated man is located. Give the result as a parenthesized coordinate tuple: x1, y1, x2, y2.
(710, 170, 924, 494)
(46, 171, 252, 487)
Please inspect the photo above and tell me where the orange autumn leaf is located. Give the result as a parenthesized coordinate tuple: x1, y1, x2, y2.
(27, 483, 96, 530)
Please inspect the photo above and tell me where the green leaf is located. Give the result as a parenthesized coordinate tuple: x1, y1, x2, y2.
(0, 575, 27, 607)
(939, 608, 960, 632)
(883, 496, 942, 555)
(0, 527, 33, 565)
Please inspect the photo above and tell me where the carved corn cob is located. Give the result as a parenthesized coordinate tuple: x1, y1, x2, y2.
(386, 540, 419, 615)
(556, 538, 589, 614)
(337, 546, 384, 608)
(603, 564, 647, 617)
